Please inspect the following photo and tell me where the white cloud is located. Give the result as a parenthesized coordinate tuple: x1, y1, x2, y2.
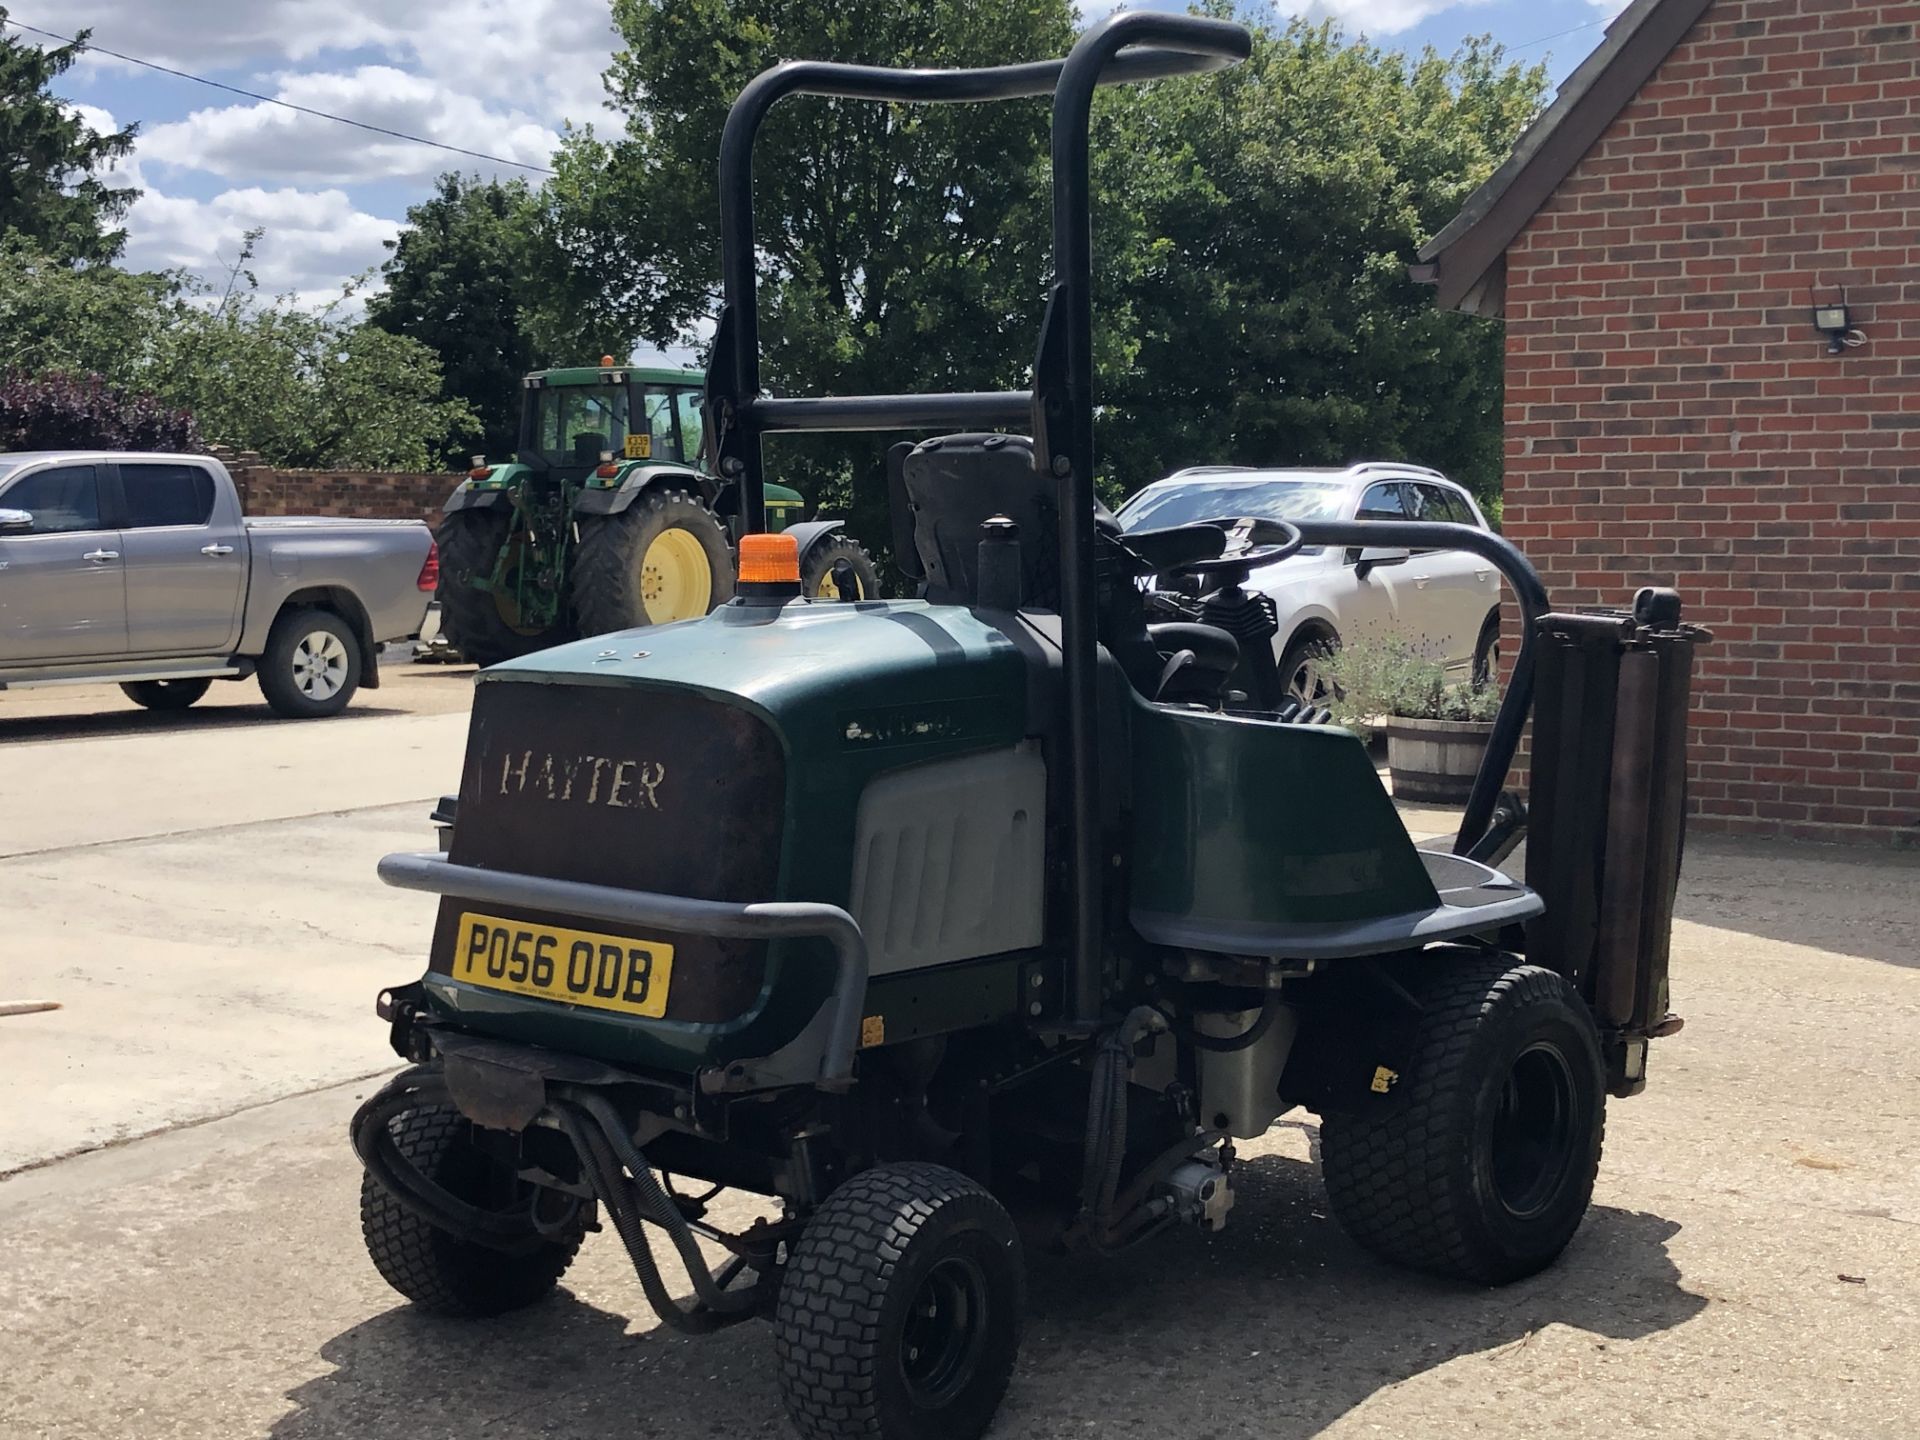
(140, 66, 558, 184)
(10, 0, 619, 123)
(1081, 0, 1498, 40)
(120, 186, 400, 301)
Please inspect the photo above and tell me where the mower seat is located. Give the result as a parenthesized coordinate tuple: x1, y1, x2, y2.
(901, 434, 1060, 607)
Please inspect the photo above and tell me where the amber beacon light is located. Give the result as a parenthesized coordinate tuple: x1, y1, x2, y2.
(736, 532, 803, 600)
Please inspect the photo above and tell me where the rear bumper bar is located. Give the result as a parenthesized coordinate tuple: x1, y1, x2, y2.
(376, 851, 870, 1087)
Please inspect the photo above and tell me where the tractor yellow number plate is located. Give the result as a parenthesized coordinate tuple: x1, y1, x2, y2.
(453, 912, 674, 1018)
(624, 433, 651, 459)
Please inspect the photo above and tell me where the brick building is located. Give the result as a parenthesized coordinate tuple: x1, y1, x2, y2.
(1416, 0, 1919, 846)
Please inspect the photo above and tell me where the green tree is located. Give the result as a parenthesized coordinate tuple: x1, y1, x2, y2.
(0, 244, 478, 470)
(0, 8, 140, 264)
(158, 280, 480, 471)
(368, 173, 547, 465)
(527, 0, 1075, 551)
(1090, 20, 1544, 506)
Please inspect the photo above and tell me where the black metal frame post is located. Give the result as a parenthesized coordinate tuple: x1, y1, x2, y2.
(704, 13, 1253, 1032)
(1287, 519, 1550, 857)
(1045, 14, 1251, 1026)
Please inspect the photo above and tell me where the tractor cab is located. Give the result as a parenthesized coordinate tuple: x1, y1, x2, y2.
(516, 362, 706, 478)
(355, 15, 1707, 1440)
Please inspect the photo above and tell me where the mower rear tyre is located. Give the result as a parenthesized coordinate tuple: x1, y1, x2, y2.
(801, 533, 882, 601)
(435, 508, 570, 668)
(572, 491, 733, 632)
(775, 1162, 1024, 1440)
(359, 1107, 583, 1318)
(1319, 958, 1605, 1285)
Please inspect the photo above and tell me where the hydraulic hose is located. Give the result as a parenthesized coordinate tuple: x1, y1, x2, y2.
(351, 1067, 764, 1333)
(350, 1068, 552, 1255)
(1075, 1006, 1168, 1250)
(1165, 998, 1277, 1054)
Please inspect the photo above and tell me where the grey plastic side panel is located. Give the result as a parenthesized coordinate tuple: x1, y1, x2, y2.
(850, 744, 1046, 975)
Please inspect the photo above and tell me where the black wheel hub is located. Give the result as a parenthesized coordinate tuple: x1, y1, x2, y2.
(1490, 1042, 1579, 1220)
(899, 1254, 990, 1407)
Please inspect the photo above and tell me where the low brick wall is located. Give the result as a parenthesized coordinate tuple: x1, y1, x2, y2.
(223, 453, 452, 531)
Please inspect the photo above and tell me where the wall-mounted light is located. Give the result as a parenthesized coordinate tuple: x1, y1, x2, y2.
(1810, 284, 1863, 355)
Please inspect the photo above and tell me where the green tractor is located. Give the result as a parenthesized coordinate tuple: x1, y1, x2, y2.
(436, 361, 879, 666)
(354, 15, 1707, 1440)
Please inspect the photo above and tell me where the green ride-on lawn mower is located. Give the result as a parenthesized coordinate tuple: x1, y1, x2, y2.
(436, 361, 880, 667)
(353, 14, 1708, 1439)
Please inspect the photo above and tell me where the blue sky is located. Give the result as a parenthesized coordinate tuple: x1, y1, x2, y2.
(22, 0, 1626, 316)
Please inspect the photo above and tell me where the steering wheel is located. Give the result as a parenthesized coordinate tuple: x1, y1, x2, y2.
(1168, 519, 1303, 581)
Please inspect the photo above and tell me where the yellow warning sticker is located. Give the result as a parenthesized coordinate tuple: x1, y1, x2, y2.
(1369, 1066, 1398, 1094)
(860, 1015, 886, 1048)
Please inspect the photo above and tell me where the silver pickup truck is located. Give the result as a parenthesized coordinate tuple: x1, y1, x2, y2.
(0, 451, 436, 718)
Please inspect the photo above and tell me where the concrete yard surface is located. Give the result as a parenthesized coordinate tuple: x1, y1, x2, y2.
(2, 664, 1917, 1437)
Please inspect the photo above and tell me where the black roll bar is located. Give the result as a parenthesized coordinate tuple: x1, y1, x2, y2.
(1045, 14, 1251, 1027)
(1286, 521, 1551, 859)
(707, 12, 1253, 1032)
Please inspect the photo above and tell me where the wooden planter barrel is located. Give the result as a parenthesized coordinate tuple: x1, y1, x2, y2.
(1384, 715, 1495, 805)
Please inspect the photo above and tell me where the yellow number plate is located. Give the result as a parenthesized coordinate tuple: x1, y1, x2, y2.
(452, 912, 674, 1018)
(624, 433, 651, 459)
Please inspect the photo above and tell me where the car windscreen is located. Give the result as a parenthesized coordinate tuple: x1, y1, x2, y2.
(1119, 478, 1348, 531)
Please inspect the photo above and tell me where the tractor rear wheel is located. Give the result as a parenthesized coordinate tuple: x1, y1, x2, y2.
(436, 508, 571, 667)
(775, 1163, 1023, 1440)
(572, 490, 734, 633)
(801, 533, 882, 601)
(1319, 958, 1605, 1285)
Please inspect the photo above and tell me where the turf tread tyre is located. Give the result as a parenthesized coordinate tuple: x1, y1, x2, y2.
(435, 508, 565, 667)
(120, 678, 212, 711)
(775, 1162, 1023, 1440)
(572, 491, 733, 634)
(801, 533, 882, 600)
(257, 608, 359, 718)
(1319, 959, 1605, 1285)
(359, 1107, 581, 1318)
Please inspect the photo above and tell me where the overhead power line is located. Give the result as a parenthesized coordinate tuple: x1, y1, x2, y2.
(1506, 15, 1610, 56)
(1, 15, 556, 175)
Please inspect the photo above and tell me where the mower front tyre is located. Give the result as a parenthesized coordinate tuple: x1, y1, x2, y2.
(359, 1106, 583, 1318)
(775, 1163, 1024, 1440)
(1319, 958, 1605, 1286)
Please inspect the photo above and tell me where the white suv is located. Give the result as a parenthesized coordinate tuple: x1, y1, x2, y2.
(1116, 462, 1503, 706)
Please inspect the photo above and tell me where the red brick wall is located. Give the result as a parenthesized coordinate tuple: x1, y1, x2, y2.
(1502, 0, 1920, 846)
(231, 461, 450, 532)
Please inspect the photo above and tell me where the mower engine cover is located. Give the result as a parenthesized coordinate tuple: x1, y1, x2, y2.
(421, 598, 1032, 1075)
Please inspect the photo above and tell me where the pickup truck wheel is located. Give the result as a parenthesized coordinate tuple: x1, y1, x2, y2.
(436, 508, 570, 667)
(258, 610, 361, 718)
(120, 678, 212, 711)
(572, 492, 734, 632)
